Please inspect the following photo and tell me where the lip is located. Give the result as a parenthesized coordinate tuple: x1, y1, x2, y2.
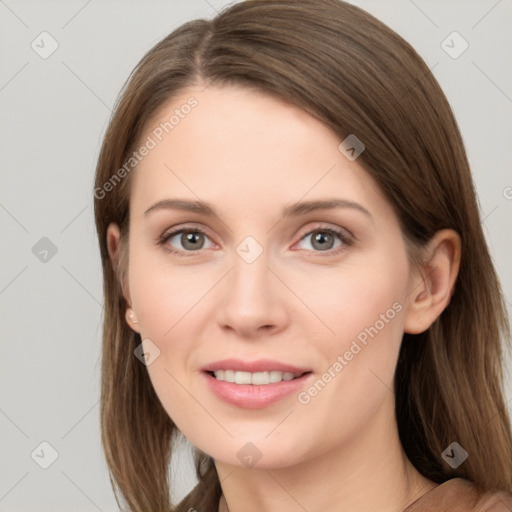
(201, 358, 311, 374)
(203, 372, 313, 409)
(201, 359, 314, 409)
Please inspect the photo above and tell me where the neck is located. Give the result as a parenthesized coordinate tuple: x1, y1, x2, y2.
(215, 396, 436, 512)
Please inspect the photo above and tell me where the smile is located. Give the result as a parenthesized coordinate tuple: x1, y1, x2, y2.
(210, 369, 306, 385)
(203, 370, 313, 409)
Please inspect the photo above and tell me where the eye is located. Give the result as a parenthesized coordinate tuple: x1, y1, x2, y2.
(294, 226, 352, 254)
(159, 228, 213, 255)
(158, 224, 353, 257)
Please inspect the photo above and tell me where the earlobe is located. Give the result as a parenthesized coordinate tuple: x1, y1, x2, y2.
(125, 307, 141, 333)
(106, 223, 121, 268)
(403, 229, 461, 335)
(107, 223, 130, 301)
(106, 223, 137, 332)
(403, 274, 435, 335)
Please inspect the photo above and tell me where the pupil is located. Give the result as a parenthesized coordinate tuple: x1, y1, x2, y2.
(313, 232, 333, 250)
(183, 232, 203, 250)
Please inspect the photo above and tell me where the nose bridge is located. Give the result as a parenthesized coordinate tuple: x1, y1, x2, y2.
(216, 235, 287, 334)
(229, 237, 272, 305)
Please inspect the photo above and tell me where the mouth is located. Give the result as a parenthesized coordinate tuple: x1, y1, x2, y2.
(202, 363, 314, 409)
(201, 358, 314, 408)
(205, 369, 311, 385)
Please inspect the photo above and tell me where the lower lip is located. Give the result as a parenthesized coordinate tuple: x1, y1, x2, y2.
(203, 371, 313, 409)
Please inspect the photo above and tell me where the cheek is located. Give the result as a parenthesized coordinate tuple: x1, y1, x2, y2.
(129, 249, 213, 337)
(286, 268, 406, 454)
(287, 254, 408, 352)
(126, 251, 218, 421)
(128, 264, 206, 432)
(290, 252, 408, 407)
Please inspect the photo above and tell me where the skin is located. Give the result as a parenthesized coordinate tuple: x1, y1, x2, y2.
(107, 84, 461, 512)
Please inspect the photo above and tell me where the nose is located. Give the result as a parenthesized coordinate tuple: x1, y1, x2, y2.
(215, 249, 289, 339)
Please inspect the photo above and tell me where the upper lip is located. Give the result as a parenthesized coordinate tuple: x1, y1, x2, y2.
(201, 358, 311, 374)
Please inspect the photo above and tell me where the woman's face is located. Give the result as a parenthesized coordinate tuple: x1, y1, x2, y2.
(113, 84, 420, 468)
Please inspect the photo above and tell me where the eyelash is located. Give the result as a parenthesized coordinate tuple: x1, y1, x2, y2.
(157, 224, 353, 258)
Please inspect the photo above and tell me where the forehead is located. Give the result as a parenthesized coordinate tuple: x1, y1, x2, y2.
(141, 83, 340, 165)
(129, 84, 387, 221)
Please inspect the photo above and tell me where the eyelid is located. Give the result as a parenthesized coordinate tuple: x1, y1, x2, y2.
(157, 222, 217, 256)
(293, 222, 354, 244)
(158, 221, 354, 256)
(291, 223, 353, 255)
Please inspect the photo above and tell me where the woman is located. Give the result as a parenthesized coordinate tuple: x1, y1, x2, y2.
(93, 1, 512, 510)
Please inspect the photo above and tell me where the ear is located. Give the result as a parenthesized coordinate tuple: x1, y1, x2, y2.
(403, 229, 461, 334)
(106, 223, 140, 333)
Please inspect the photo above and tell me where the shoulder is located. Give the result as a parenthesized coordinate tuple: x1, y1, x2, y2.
(404, 478, 512, 512)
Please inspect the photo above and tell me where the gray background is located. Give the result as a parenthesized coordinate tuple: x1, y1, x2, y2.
(1, 0, 511, 510)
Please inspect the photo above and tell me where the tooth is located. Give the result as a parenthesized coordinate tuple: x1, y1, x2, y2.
(269, 370, 283, 383)
(251, 371, 270, 385)
(224, 369, 236, 383)
(212, 369, 304, 384)
(235, 371, 252, 384)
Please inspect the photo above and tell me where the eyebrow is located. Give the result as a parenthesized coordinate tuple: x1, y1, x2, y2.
(144, 198, 372, 219)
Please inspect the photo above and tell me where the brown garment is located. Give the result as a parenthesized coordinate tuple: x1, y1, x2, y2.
(404, 478, 512, 511)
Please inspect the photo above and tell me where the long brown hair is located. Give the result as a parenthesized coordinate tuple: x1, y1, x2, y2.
(93, 1, 512, 510)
